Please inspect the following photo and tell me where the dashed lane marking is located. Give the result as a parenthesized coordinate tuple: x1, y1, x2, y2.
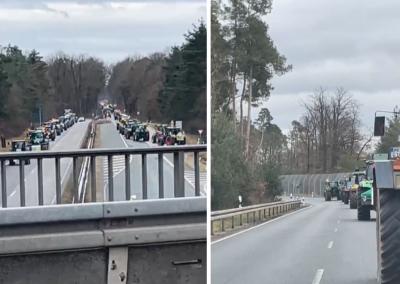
(334, 228, 338, 233)
(312, 269, 324, 284)
(10, 190, 16, 197)
(328, 241, 334, 249)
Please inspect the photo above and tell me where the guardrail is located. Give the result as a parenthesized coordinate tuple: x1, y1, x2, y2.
(0, 145, 206, 208)
(211, 200, 302, 235)
(0, 196, 206, 283)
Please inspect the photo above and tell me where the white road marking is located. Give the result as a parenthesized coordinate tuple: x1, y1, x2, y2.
(328, 241, 334, 249)
(211, 205, 312, 245)
(9, 190, 16, 197)
(337, 219, 341, 224)
(312, 269, 324, 284)
(334, 228, 338, 233)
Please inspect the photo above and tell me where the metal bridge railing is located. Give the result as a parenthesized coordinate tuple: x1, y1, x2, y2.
(211, 200, 302, 235)
(0, 196, 206, 283)
(0, 145, 206, 208)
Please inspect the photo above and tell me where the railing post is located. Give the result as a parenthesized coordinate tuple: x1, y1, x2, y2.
(55, 157, 61, 204)
(173, 151, 184, 197)
(142, 154, 147, 199)
(1, 160, 7, 208)
(125, 154, 131, 200)
(108, 155, 113, 201)
(19, 159, 25, 207)
(158, 153, 164, 198)
(194, 151, 200, 196)
(73, 157, 78, 202)
(37, 158, 43, 205)
(90, 156, 96, 202)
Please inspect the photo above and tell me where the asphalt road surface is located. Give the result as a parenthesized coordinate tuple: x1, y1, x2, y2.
(212, 198, 377, 284)
(96, 120, 200, 200)
(0, 120, 90, 207)
(96, 119, 197, 201)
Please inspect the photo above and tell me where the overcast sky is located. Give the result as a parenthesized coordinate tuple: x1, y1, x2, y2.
(253, 0, 400, 137)
(0, 0, 206, 63)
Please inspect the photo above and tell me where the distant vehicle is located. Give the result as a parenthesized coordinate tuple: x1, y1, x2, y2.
(349, 170, 366, 209)
(41, 125, 56, 141)
(324, 180, 341, 201)
(164, 127, 186, 145)
(8, 140, 31, 166)
(58, 116, 68, 130)
(28, 130, 49, 151)
(78, 117, 85, 122)
(151, 125, 167, 145)
(133, 125, 150, 142)
(124, 120, 139, 139)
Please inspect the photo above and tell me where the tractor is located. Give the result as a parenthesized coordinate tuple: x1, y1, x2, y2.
(348, 169, 366, 209)
(28, 130, 49, 151)
(133, 125, 150, 142)
(8, 140, 31, 166)
(324, 180, 341, 201)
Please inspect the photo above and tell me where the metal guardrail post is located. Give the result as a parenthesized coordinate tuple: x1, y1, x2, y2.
(125, 154, 131, 201)
(1, 160, 6, 208)
(108, 155, 114, 201)
(55, 157, 61, 204)
(37, 158, 43, 205)
(174, 151, 184, 197)
(73, 157, 78, 202)
(90, 156, 96, 202)
(19, 160, 25, 207)
(194, 151, 200, 196)
(142, 154, 147, 199)
(158, 153, 164, 198)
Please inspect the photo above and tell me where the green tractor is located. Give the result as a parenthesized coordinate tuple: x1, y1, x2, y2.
(324, 180, 341, 201)
(133, 125, 150, 142)
(357, 175, 373, 221)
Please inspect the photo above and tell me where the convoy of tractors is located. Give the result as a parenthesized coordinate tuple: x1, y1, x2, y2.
(110, 107, 187, 145)
(322, 111, 400, 283)
(8, 109, 82, 166)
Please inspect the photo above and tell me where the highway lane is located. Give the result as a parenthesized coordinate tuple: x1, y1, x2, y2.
(212, 198, 377, 284)
(0, 120, 90, 207)
(96, 120, 196, 201)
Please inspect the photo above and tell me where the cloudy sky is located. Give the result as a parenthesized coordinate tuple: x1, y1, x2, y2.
(253, 0, 400, 137)
(0, 0, 206, 63)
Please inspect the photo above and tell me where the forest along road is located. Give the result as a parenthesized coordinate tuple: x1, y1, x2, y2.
(95, 119, 198, 201)
(211, 198, 377, 284)
(0, 120, 91, 207)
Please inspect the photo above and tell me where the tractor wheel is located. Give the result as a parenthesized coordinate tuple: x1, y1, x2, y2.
(357, 191, 370, 220)
(145, 133, 149, 141)
(350, 193, 357, 209)
(325, 191, 331, 201)
(165, 137, 172, 145)
(377, 189, 400, 283)
(343, 192, 349, 204)
(152, 135, 156, 143)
